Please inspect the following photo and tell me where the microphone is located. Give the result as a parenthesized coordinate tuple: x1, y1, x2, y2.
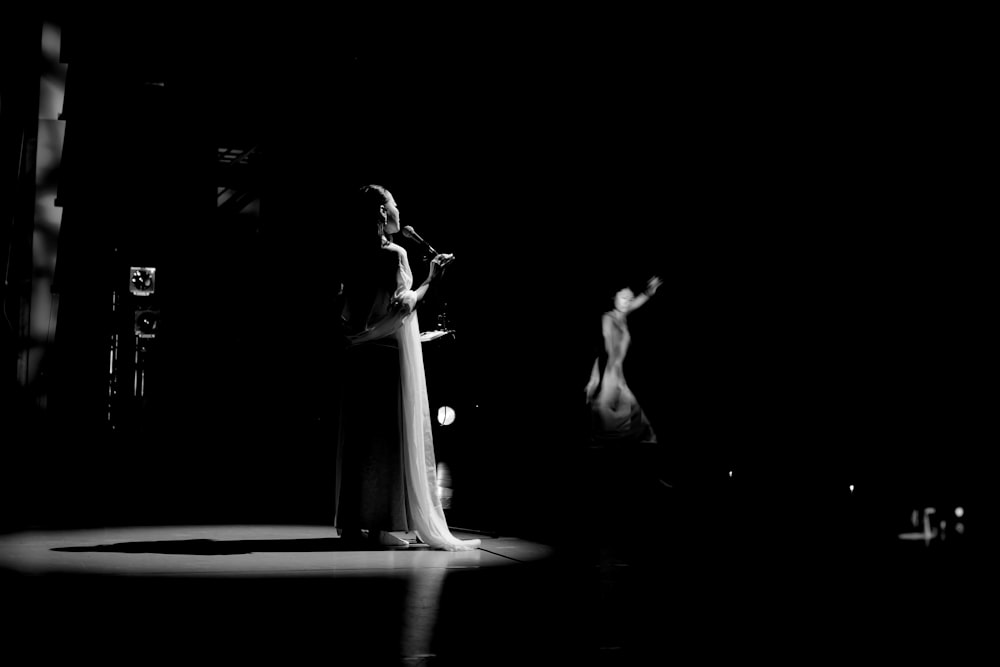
(401, 226, 439, 256)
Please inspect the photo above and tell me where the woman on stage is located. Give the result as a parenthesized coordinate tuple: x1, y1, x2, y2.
(335, 184, 480, 551)
(585, 276, 663, 445)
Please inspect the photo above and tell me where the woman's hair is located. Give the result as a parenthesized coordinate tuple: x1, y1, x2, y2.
(358, 183, 390, 217)
(342, 184, 391, 256)
(338, 183, 396, 299)
(604, 283, 637, 311)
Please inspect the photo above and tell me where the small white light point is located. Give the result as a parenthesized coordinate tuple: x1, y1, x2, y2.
(437, 406, 456, 426)
(955, 506, 964, 518)
(849, 484, 855, 493)
(728, 471, 733, 478)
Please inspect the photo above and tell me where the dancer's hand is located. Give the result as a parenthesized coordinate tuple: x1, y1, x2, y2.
(646, 275, 662, 296)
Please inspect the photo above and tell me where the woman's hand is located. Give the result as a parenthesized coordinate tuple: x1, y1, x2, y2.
(428, 253, 455, 281)
(646, 275, 662, 296)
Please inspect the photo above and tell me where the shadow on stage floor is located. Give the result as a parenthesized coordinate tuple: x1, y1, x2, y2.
(1, 483, 988, 666)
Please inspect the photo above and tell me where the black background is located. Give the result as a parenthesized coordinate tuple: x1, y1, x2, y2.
(2, 9, 990, 546)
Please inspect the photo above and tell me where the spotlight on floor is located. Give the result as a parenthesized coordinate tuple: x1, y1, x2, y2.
(437, 405, 455, 426)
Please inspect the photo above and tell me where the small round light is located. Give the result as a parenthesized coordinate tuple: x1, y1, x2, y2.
(437, 406, 455, 426)
(129, 267, 156, 295)
(131, 269, 153, 289)
(955, 506, 964, 518)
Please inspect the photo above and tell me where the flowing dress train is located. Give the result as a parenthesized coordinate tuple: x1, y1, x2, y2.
(336, 242, 480, 551)
(587, 312, 658, 445)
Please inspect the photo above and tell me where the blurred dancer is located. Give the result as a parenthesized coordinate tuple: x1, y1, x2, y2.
(585, 275, 662, 444)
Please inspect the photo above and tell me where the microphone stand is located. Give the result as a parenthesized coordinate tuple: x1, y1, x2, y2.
(414, 239, 497, 536)
(425, 248, 455, 340)
(404, 226, 454, 339)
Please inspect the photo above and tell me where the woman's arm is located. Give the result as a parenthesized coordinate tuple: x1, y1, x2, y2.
(347, 252, 454, 346)
(625, 275, 662, 314)
(399, 252, 454, 311)
(602, 314, 615, 356)
(585, 357, 600, 399)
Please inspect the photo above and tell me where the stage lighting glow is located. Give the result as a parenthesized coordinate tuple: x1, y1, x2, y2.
(135, 310, 159, 338)
(728, 470, 733, 478)
(437, 406, 455, 426)
(849, 484, 855, 493)
(955, 507, 964, 518)
(129, 267, 156, 296)
(436, 462, 453, 509)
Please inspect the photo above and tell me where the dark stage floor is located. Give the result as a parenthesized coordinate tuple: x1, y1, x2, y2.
(0, 506, 987, 666)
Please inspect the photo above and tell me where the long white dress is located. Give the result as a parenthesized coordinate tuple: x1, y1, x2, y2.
(586, 312, 658, 444)
(338, 241, 480, 551)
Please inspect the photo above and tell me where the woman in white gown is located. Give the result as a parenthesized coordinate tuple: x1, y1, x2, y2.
(585, 276, 662, 444)
(335, 184, 480, 551)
